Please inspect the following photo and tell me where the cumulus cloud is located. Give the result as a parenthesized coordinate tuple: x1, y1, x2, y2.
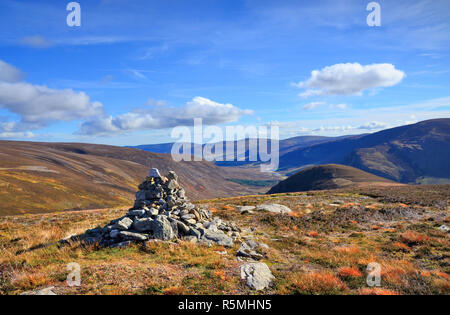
(0, 82, 103, 130)
(293, 63, 406, 97)
(0, 60, 104, 135)
(78, 96, 253, 136)
(0, 60, 25, 83)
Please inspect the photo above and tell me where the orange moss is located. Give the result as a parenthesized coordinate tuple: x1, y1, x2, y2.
(358, 288, 399, 295)
(334, 246, 360, 254)
(393, 241, 411, 251)
(433, 271, 450, 280)
(338, 267, 363, 278)
(400, 231, 429, 245)
(420, 270, 431, 277)
(306, 231, 319, 238)
(214, 270, 226, 281)
(288, 272, 348, 295)
(223, 205, 234, 211)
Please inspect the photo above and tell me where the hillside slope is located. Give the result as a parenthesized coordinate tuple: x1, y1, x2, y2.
(267, 164, 398, 194)
(0, 141, 277, 216)
(278, 119, 450, 183)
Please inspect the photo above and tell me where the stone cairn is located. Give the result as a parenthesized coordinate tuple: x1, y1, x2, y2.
(80, 168, 239, 249)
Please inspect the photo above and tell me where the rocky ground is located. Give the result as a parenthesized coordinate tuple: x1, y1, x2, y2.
(0, 180, 448, 295)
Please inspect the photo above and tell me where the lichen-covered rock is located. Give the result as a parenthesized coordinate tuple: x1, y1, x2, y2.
(202, 230, 234, 247)
(113, 217, 133, 231)
(133, 218, 153, 232)
(256, 204, 292, 214)
(152, 215, 175, 240)
(240, 262, 274, 291)
(119, 231, 148, 241)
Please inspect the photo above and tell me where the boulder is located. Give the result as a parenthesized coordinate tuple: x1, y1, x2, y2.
(152, 215, 175, 240)
(133, 218, 153, 232)
(128, 209, 146, 217)
(202, 230, 234, 247)
(119, 231, 148, 241)
(256, 204, 292, 214)
(237, 206, 256, 214)
(240, 262, 274, 291)
(237, 240, 263, 260)
(113, 217, 133, 231)
(148, 168, 161, 178)
(21, 286, 57, 295)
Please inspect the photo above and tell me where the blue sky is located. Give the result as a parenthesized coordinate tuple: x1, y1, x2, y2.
(0, 0, 449, 145)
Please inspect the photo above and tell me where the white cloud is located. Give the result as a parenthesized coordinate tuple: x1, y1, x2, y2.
(20, 35, 53, 48)
(78, 96, 253, 136)
(146, 99, 168, 107)
(0, 82, 103, 129)
(0, 131, 35, 139)
(0, 60, 25, 83)
(302, 101, 325, 110)
(311, 121, 389, 133)
(329, 103, 347, 110)
(357, 121, 388, 130)
(302, 102, 347, 111)
(293, 63, 406, 97)
(0, 60, 104, 133)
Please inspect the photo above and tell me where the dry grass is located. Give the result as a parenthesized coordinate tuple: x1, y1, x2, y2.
(0, 185, 449, 295)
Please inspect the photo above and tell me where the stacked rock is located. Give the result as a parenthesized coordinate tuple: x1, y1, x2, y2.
(80, 168, 239, 248)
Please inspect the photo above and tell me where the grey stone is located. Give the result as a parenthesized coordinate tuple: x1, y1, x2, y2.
(167, 171, 178, 181)
(185, 219, 197, 225)
(189, 228, 202, 239)
(181, 214, 195, 220)
(133, 218, 153, 232)
(149, 208, 159, 216)
(202, 230, 234, 247)
(119, 231, 148, 241)
(256, 204, 292, 214)
(438, 225, 449, 233)
(113, 217, 133, 231)
(110, 229, 120, 239)
(240, 262, 274, 291)
(174, 220, 190, 235)
(152, 215, 175, 240)
(167, 179, 178, 190)
(237, 206, 256, 214)
(21, 286, 57, 295)
(237, 240, 263, 260)
(148, 168, 161, 178)
(128, 209, 146, 217)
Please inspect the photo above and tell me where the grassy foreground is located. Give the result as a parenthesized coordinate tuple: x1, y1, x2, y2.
(0, 185, 449, 295)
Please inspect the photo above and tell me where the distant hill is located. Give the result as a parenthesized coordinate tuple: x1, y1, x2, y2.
(267, 164, 398, 194)
(129, 135, 358, 167)
(0, 141, 278, 216)
(278, 119, 450, 183)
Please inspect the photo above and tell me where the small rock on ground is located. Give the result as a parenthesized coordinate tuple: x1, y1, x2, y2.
(240, 262, 274, 291)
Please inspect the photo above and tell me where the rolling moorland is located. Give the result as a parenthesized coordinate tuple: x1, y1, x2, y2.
(0, 141, 279, 216)
(131, 119, 450, 184)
